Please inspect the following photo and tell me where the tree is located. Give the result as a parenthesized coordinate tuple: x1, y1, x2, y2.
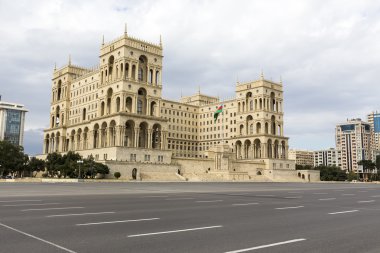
(42, 152, 109, 179)
(347, 171, 357, 181)
(358, 160, 376, 181)
(114, 172, 121, 179)
(0, 141, 27, 177)
(27, 157, 46, 177)
(317, 165, 347, 181)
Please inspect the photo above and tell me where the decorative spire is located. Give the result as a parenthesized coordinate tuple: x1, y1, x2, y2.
(102, 35, 104, 45)
(159, 34, 162, 47)
(68, 54, 71, 66)
(124, 23, 128, 35)
(54, 62, 57, 71)
(197, 85, 201, 94)
(260, 69, 264, 80)
(236, 74, 239, 84)
(280, 75, 283, 84)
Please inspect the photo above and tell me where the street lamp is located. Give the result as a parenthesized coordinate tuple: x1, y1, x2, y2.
(77, 160, 83, 179)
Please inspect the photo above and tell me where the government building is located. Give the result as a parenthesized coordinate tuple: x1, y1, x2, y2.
(40, 28, 319, 182)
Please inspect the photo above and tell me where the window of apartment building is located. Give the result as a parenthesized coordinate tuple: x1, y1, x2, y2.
(130, 154, 136, 161)
(144, 155, 150, 161)
(104, 154, 108, 160)
(158, 155, 164, 162)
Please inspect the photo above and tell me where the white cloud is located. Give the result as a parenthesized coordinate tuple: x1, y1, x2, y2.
(1, 0, 380, 154)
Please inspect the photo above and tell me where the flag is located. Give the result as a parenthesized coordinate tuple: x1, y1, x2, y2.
(214, 105, 223, 122)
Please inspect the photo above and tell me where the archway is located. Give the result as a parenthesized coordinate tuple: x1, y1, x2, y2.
(244, 140, 251, 159)
(267, 139, 273, 158)
(254, 139, 261, 158)
(235, 141, 242, 159)
(106, 88, 113, 114)
(109, 120, 116, 147)
(93, 124, 99, 148)
(125, 97, 132, 113)
(150, 101, 157, 116)
(152, 123, 162, 149)
(132, 168, 137, 180)
(138, 122, 148, 148)
(137, 88, 147, 115)
(125, 120, 135, 147)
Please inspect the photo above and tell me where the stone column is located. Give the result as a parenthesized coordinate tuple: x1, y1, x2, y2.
(160, 131, 164, 150)
(133, 95, 137, 113)
(146, 98, 151, 116)
(148, 129, 153, 149)
(134, 128, 140, 148)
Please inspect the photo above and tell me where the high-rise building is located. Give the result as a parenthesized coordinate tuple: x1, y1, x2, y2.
(38, 28, 320, 182)
(367, 111, 380, 151)
(335, 119, 371, 172)
(0, 100, 28, 146)
(288, 149, 314, 167)
(313, 148, 341, 168)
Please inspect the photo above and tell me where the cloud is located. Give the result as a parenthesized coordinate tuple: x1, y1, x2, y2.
(1, 0, 380, 154)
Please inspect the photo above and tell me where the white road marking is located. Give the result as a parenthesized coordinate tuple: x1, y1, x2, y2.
(342, 194, 355, 196)
(196, 200, 223, 203)
(127, 225, 222, 237)
(0, 200, 42, 203)
(287, 192, 301, 194)
(313, 193, 328, 195)
(3, 203, 61, 207)
(76, 218, 159, 226)
(165, 198, 194, 200)
(22, 207, 84, 212)
(319, 198, 336, 201)
(255, 195, 275, 197)
(370, 195, 380, 198)
(275, 206, 304, 210)
(284, 196, 302, 199)
(0, 222, 77, 253)
(328, 210, 358, 215)
(335, 190, 345, 192)
(358, 200, 375, 203)
(224, 238, 307, 253)
(46, 212, 115, 218)
(232, 203, 259, 206)
(140, 195, 169, 198)
(358, 191, 368, 193)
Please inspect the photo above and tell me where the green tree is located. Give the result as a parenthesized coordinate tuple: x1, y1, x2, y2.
(347, 171, 357, 181)
(27, 157, 46, 177)
(317, 165, 347, 181)
(358, 160, 376, 181)
(0, 141, 27, 177)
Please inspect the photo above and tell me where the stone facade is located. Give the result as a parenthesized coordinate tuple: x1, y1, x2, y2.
(39, 29, 319, 182)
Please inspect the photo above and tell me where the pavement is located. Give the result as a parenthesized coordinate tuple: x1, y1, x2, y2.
(1, 182, 380, 253)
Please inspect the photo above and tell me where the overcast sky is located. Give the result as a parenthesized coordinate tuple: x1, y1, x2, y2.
(1, 0, 380, 155)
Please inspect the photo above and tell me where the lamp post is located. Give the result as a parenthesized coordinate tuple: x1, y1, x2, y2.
(77, 160, 83, 179)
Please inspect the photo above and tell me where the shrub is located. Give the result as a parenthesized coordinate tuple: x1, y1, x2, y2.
(114, 172, 121, 179)
(42, 172, 48, 178)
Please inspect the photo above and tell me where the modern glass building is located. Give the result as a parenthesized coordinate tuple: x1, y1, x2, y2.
(0, 100, 28, 146)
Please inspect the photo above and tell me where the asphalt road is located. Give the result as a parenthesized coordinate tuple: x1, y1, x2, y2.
(1, 182, 380, 253)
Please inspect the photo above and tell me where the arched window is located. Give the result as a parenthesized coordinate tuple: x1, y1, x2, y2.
(137, 99, 143, 114)
(82, 108, 86, 121)
(100, 102, 105, 116)
(138, 68, 143, 81)
(155, 70, 160, 84)
(116, 97, 120, 112)
(149, 69, 153, 84)
(57, 80, 62, 100)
